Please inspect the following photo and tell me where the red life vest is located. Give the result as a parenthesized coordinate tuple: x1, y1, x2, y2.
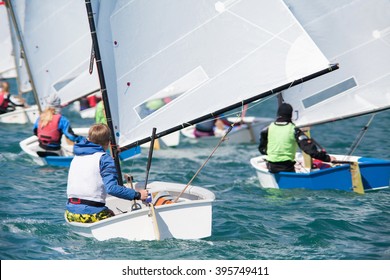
(87, 95, 97, 107)
(37, 114, 62, 145)
(0, 91, 9, 109)
(312, 159, 332, 170)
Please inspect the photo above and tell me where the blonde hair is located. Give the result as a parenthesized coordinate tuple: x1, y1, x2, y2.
(39, 107, 56, 128)
(88, 124, 111, 147)
(1, 81, 9, 92)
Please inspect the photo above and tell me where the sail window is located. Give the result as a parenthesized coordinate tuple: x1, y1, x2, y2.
(53, 77, 76, 92)
(135, 66, 209, 119)
(302, 77, 357, 108)
(135, 94, 180, 119)
(52, 63, 88, 91)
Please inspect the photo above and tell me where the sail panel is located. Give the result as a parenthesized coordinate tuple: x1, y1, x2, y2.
(94, 0, 330, 147)
(9, 0, 99, 108)
(10, 17, 32, 93)
(0, 4, 17, 78)
(282, 0, 390, 127)
(7, 4, 32, 94)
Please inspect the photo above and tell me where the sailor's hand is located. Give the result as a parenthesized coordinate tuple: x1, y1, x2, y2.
(138, 189, 149, 201)
(329, 156, 337, 163)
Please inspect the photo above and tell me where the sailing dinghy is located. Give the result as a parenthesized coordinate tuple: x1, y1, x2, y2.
(7, 0, 99, 112)
(5, 0, 132, 166)
(19, 126, 140, 167)
(64, 0, 336, 241)
(181, 116, 272, 145)
(67, 181, 215, 241)
(20, 127, 88, 166)
(0, 1, 38, 124)
(251, 0, 390, 194)
(0, 102, 39, 124)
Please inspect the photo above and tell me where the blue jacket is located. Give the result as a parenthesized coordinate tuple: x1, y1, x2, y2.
(66, 138, 138, 214)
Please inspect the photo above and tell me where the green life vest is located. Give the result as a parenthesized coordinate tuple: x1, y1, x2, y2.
(95, 101, 107, 125)
(266, 122, 297, 162)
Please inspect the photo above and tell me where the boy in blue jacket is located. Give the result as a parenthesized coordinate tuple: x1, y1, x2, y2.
(66, 124, 148, 223)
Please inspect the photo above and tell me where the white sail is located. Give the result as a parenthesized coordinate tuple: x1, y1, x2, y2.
(92, 0, 330, 148)
(0, 2, 17, 78)
(8, 5, 32, 94)
(9, 0, 100, 108)
(282, 0, 390, 127)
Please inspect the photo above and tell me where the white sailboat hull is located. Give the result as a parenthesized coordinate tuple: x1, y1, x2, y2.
(181, 117, 272, 145)
(79, 107, 96, 119)
(159, 131, 181, 147)
(140, 131, 181, 149)
(66, 181, 215, 241)
(0, 105, 39, 124)
(19, 127, 89, 166)
(70, 102, 98, 119)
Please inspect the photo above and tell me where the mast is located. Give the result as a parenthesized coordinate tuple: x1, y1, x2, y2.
(6, 14, 22, 96)
(85, 0, 124, 185)
(5, 0, 41, 112)
(120, 64, 339, 152)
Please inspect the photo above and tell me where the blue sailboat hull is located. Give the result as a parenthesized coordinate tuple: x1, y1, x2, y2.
(45, 156, 74, 167)
(44, 146, 141, 167)
(251, 155, 390, 192)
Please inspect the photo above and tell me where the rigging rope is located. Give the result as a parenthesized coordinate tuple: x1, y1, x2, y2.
(345, 114, 376, 158)
(173, 114, 242, 203)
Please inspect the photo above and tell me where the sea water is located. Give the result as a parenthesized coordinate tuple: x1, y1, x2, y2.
(1, 78, 390, 260)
